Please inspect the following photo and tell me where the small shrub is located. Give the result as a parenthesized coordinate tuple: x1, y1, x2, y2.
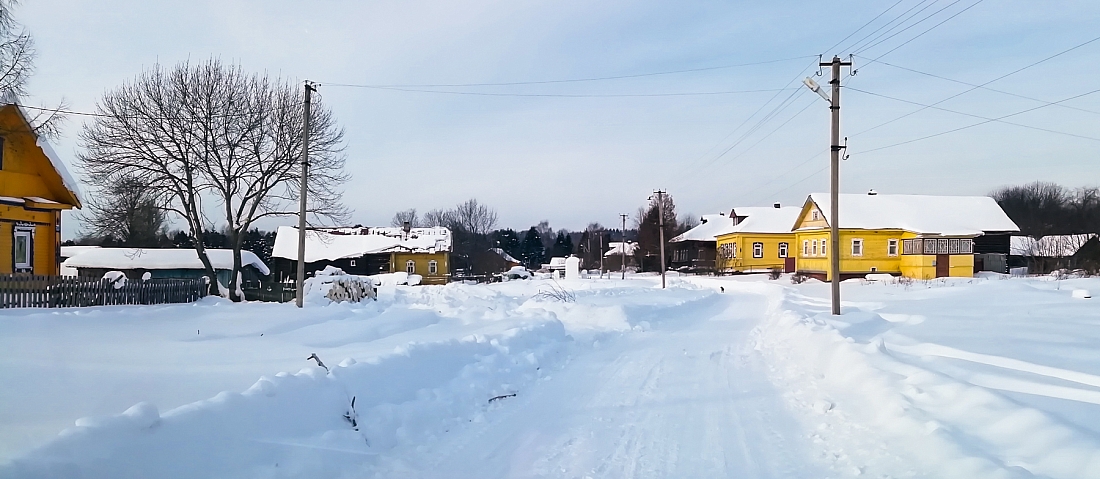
(767, 268, 783, 280)
(790, 273, 808, 284)
(535, 280, 576, 303)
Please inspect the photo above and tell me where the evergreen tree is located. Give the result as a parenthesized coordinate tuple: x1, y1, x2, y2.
(520, 226, 544, 269)
(492, 229, 522, 259)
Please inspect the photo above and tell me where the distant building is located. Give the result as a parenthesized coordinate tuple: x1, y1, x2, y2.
(0, 101, 83, 275)
(61, 248, 270, 285)
(603, 241, 638, 272)
(669, 213, 733, 273)
(270, 225, 451, 285)
(1009, 234, 1100, 274)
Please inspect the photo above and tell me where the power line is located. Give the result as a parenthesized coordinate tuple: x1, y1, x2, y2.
(12, 102, 278, 120)
(858, 0, 985, 61)
(320, 55, 817, 89)
(850, 33, 1100, 137)
(842, 0, 937, 53)
(847, 86, 1100, 142)
(328, 85, 799, 98)
(821, 0, 907, 56)
(854, 0, 966, 55)
(852, 87, 1100, 155)
(858, 57, 1100, 115)
(849, 0, 944, 54)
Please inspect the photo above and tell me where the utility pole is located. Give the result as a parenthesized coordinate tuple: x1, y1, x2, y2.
(804, 56, 852, 316)
(652, 190, 667, 289)
(620, 213, 628, 280)
(599, 232, 604, 276)
(295, 81, 316, 308)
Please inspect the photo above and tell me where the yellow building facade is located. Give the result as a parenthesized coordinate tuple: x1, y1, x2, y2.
(714, 206, 803, 273)
(793, 194, 1012, 281)
(0, 103, 81, 275)
(391, 251, 449, 285)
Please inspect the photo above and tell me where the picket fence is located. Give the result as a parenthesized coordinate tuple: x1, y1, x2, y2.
(0, 274, 208, 308)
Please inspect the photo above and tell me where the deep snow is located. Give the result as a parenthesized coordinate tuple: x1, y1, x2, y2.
(1, 273, 1098, 478)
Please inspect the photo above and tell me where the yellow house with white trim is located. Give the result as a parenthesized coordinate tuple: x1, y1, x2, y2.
(793, 192, 1019, 280)
(715, 205, 803, 273)
(0, 102, 82, 275)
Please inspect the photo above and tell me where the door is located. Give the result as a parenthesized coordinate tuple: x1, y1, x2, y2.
(784, 257, 796, 273)
(935, 254, 949, 278)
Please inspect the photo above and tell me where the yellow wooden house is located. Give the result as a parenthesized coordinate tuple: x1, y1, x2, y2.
(715, 205, 803, 273)
(793, 192, 1019, 280)
(271, 225, 451, 285)
(0, 102, 82, 275)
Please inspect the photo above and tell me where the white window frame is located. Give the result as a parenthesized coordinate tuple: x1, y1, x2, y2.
(851, 238, 864, 257)
(349, 259, 357, 267)
(752, 242, 763, 259)
(406, 259, 416, 274)
(778, 242, 788, 258)
(812, 210, 820, 221)
(887, 239, 899, 257)
(812, 239, 818, 256)
(732, 243, 738, 258)
(802, 240, 809, 257)
(821, 239, 827, 258)
(429, 260, 438, 275)
(13, 226, 32, 271)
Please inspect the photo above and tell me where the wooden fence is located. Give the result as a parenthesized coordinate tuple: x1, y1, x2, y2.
(0, 275, 208, 309)
(241, 280, 296, 303)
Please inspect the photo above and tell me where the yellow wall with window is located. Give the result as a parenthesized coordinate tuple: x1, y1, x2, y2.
(715, 232, 795, 272)
(794, 229, 907, 279)
(391, 252, 449, 285)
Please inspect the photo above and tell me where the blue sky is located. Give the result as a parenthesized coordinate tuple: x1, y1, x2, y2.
(17, 0, 1100, 237)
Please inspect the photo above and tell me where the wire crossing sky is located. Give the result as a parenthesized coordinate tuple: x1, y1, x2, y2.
(17, 0, 1100, 236)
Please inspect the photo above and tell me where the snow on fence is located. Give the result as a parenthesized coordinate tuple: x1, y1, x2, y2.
(0, 274, 208, 308)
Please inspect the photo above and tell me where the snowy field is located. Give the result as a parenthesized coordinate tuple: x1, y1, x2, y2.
(1, 273, 1099, 478)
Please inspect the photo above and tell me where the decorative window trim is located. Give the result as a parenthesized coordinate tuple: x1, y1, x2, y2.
(405, 259, 416, 274)
(851, 238, 864, 257)
(887, 239, 899, 257)
(802, 240, 809, 257)
(811, 210, 820, 221)
(778, 242, 788, 258)
(812, 239, 819, 256)
(429, 260, 438, 275)
(752, 242, 763, 259)
(13, 225, 33, 273)
(349, 259, 357, 267)
(821, 239, 827, 258)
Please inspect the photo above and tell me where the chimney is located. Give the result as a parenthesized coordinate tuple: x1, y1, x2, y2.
(867, 189, 878, 196)
(773, 202, 781, 208)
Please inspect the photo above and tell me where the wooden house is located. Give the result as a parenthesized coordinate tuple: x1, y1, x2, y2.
(0, 102, 82, 275)
(793, 192, 1019, 281)
(669, 213, 732, 273)
(603, 241, 638, 272)
(1009, 234, 1100, 274)
(714, 205, 802, 273)
(270, 225, 451, 285)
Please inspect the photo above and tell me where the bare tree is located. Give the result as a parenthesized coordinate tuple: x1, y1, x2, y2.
(0, 0, 64, 138)
(451, 198, 498, 235)
(79, 59, 349, 300)
(79, 175, 168, 246)
(391, 208, 420, 228)
(423, 208, 451, 228)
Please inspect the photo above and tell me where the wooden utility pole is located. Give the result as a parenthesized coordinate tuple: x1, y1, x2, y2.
(823, 56, 851, 315)
(620, 213, 628, 280)
(653, 190, 667, 289)
(295, 82, 316, 308)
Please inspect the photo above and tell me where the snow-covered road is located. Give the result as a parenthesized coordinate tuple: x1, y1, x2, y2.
(368, 290, 821, 478)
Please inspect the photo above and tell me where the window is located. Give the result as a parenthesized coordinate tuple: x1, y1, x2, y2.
(803, 240, 809, 257)
(812, 210, 820, 221)
(406, 260, 416, 274)
(349, 259, 357, 267)
(870, 266, 878, 272)
(752, 242, 763, 258)
(13, 226, 32, 272)
(852, 238, 863, 256)
(812, 239, 818, 256)
(429, 260, 438, 275)
(887, 239, 898, 256)
(821, 239, 827, 257)
(778, 242, 788, 258)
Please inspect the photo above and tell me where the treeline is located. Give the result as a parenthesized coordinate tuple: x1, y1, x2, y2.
(393, 194, 698, 274)
(991, 182, 1100, 236)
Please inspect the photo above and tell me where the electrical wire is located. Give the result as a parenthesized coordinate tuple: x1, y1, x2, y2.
(841, 0, 937, 53)
(320, 55, 817, 89)
(330, 85, 798, 98)
(847, 86, 1100, 142)
(850, 33, 1100, 137)
(858, 0, 984, 61)
(853, 0, 964, 55)
(821, 0, 907, 56)
(852, 87, 1100, 155)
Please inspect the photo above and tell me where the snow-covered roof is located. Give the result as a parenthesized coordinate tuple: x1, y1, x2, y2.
(59, 245, 101, 259)
(271, 225, 452, 262)
(714, 207, 803, 236)
(490, 247, 521, 264)
(670, 214, 733, 242)
(1010, 234, 1097, 257)
(803, 193, 1020, 236)
(0, 100, 83, 207)
(61, 248, 270, 275)
(604, 242, 637, 257)
(548, 257, 567, 268)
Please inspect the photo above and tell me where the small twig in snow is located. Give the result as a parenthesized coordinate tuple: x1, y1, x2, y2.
(488, 393, 517, 403)
(307, 353, 329, 372)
